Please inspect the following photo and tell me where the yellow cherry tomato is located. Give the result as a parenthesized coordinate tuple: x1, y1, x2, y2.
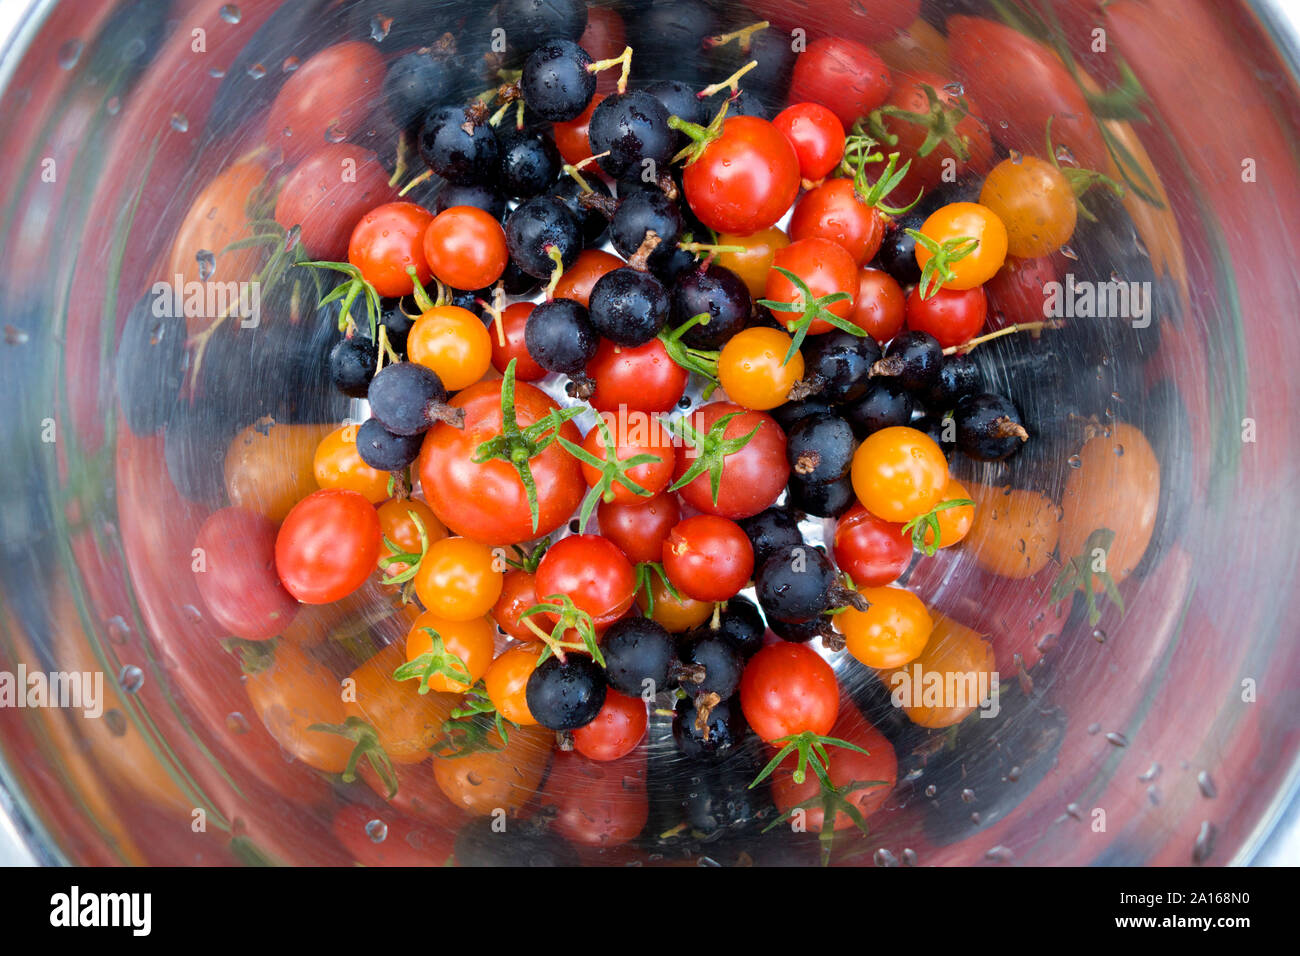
(851, 425, 949, 523)
(913, 201, 1008, 292)
(715, 226, 790, 298)
(718, 327, 804, 411)
(838, 586, 933, 669)
(636, 574, 713, 632)
(979, 155, 1077, 258)
(406, 305, 493, 391)
(314, 423, 391, 503)
(402, 610, 496, 694)
(345, 644, 459, 764)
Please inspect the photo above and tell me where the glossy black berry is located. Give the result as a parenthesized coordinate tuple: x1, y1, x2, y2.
(550, 175, 611, 246)
(496, 0, 588, 55)
(955, 392, 1029, 461)
(669, 264, 752, 350)
(787, 472, 857, 518)
(679, 633, 744, 700)
(115, 292, 186, 436)
(355, 417, 423, 471)
(738, 507, 804, 570)
(521, 39, 595, 122)
(786, 413, 856, 485)
(525, 654, 607, 730)
(367, 361, 452, 436)
(435, 181, 506, 220)
(602, 617, 676, 697)
(711, 596, 766, 657)
(588, 90, 674, 181)
(755, 545, 838, 624)
(524, 297, 599, 375)
(800, 330, 882, 405)
(383, 50, 454, 132)
(504, 194, 582, 278)
(771, 396, 836, 433)
(673, 694, 747, 759)
(378, 297, 418, 353)
(872, 329, 943, 392)
(704, 87, 769, 119)
(418, 104, 500, 185)
(844, 379, 915, 438)
(643, 79, 707, 150)
(610, 188, 683, 267)
(925, 353, 983, 410)
(588, 267, 670, 346)
(769, 615, 834, 644)
(498, 126, 561, 199)
(328, 335, 379, 398)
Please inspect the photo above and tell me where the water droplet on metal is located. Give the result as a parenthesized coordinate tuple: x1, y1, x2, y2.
(901, 848, 918, 866)
(924, 784, 937, 798)
(284, 224, 302, 252)
(969, 811, 981, 825)
(1007, 766, 1022, 783)
(985, 845, 1014, 862)
(1066, 803, 1082, 820)
(219, 4, 241, 24)
(1139, 762, 1161, 782)
(697, 855, 721, 867)
(106, 96, 121, 115)
(1114, 444, 1125, 457)
(282, 56, 300, 73)
(196, 249, 216, 281)
(246, 62, 267, 80)
(182, 604, 204, 623)
(1060, 244, 1078, 260)
(208, 66, 226, 79)
(1105, 732, 1128, 747)
(118, 665, 144, 693)
(942, 81, 964, 96)
(57, 39, 84, 70)
(365, 819, 388, 843)
(105, 709, 128, 736)
(1067, 454, 1082, 468)
(1147, 785, 1161, 805)
(1192, 821, 1217, 863)
(873, 848, 898, 867)
(1054, 143, 1076, 166)
(1197, 771, 1217, 798)
(226, 712, 250, 734)
(370, 15, 394, 41)
(1087, 722, 1101, 735)
(106, 615, 131, 644)
(960, 788, 975, 803)
(325, 121, 347, 143)
(1092, 628, 1106, 644)
(170, 112, 189, 133)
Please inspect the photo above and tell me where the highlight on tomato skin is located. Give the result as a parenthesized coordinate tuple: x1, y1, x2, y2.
(109, 8, 1173, 866)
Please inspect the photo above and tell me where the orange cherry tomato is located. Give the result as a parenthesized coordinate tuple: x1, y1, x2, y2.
(879, 613, 995, 728)
(406, 305, 493, 391)
(483, 645, 543, 726)
(413, 536, 503, 621)
(314, 423, 390, 504)
(636, 575, 713, 632)
(346, 644, 459, 764)
(244, 642, 351, 773)
(922, 477, 975, 550)
(718, 327, 804, 411)
(913, 201, 1008, 292)
(965, 483, 1061, 579)
(403, 610, 496, 694)
(850, 425, 949, 523)
(714, 226, 790, 298)
(432, 721, 553, 815)
(422, 205, 509, 291)
(979, 156, 1077, 259)
(837, 586, 933, 668)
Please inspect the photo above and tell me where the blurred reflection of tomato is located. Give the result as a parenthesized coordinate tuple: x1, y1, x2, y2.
(331, 803, 456, 866)
(433, 722, 552, 817)
(539, 749, 648, 848)
(224, 420, 329, 523)
(878, 613, 995, 729)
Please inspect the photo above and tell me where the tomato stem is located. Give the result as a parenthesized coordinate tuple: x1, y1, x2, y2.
(757, 266, 863, 364)
(556, 413, 661, 532)
(697, 59, 758, 100)
(664, 411, 761, 506)
(942, 319, 1062, 355)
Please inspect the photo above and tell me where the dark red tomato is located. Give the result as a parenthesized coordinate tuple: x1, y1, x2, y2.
(193, 507, 299, 641)
(681, 116, 800, 235)
(539, 750, 648, 848)
(789, 36, 892, 129)
(770, 705, 897, 832)
(765, 237, 858, 333)
(534, 534, 636, 628)
(586, 337, 689, 414)
(331, 804, 456, 866)
(739, 642, 839, 742)
(788, 179, 886, 267)
(673, 402, 789, 520)
(747, 0, 918, 46)
(493, 568, 541, 641)
(275, 143, 397, 260)
(579, 416, 675, 503)
(490, 302, 546, 381)
(948, 16, 1108, 172)
(266, 41, 386, 163)
(833, 504, 912, 588)
(553, 249, 624, 307)
(905, 284, 987, 348)
(597, 492, 681, 565)
(348, 201, 434, 298)
(557, 93, 603, 165)
(418, 379, 585, 545)
(579, 5, 627, 96)
(663, 515, 754, 603)
(772, 102, 846, 182)
(422, 205, 509, 291)
(572, 690, 647, 761)
(275, 489, 381, 604)
(984, 254, 1060, 329)
(849, 266, 906, 343)
(880, 70, 994, 202)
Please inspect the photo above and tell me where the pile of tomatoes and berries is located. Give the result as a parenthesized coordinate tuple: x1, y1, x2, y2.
(117, 0, 1165, 865)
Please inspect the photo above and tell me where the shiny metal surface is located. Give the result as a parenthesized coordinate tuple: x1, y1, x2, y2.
(1, 0, 1298, 866)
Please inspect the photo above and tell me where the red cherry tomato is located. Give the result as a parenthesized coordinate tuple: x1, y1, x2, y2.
(673, 402, 789, 519)
(789, 36, 892, 129)
(788, 178, 886, 266)
(849, 266, 906, 343)
(739, 642, 839, 742)
(489, 302, 547, 381)
(275, 489, 382, 604)
(534, 534, 636, 628)
(681, 116, 800, 235)
(905, 284, 987, 348)
(275, 144, 397, 260)
(266, 41, 386, 163)
(833, 503, 913, 588)
(492, 568, 540, 641)
(597, 492, 681, 565)
(422, 205, 509, 291)
(765, 237, 858, 333)
(348, 201, 434, 298)
(586, 337, 689, 414)
(193, 507, 299, 641)
(572, 690, 647, 761)
(578, 415, 675, 504)
(553, 248, 623, 307)
(772, 102, 846, 181)
(663, 515, 755, 603)
(556, 93, 603, 165)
